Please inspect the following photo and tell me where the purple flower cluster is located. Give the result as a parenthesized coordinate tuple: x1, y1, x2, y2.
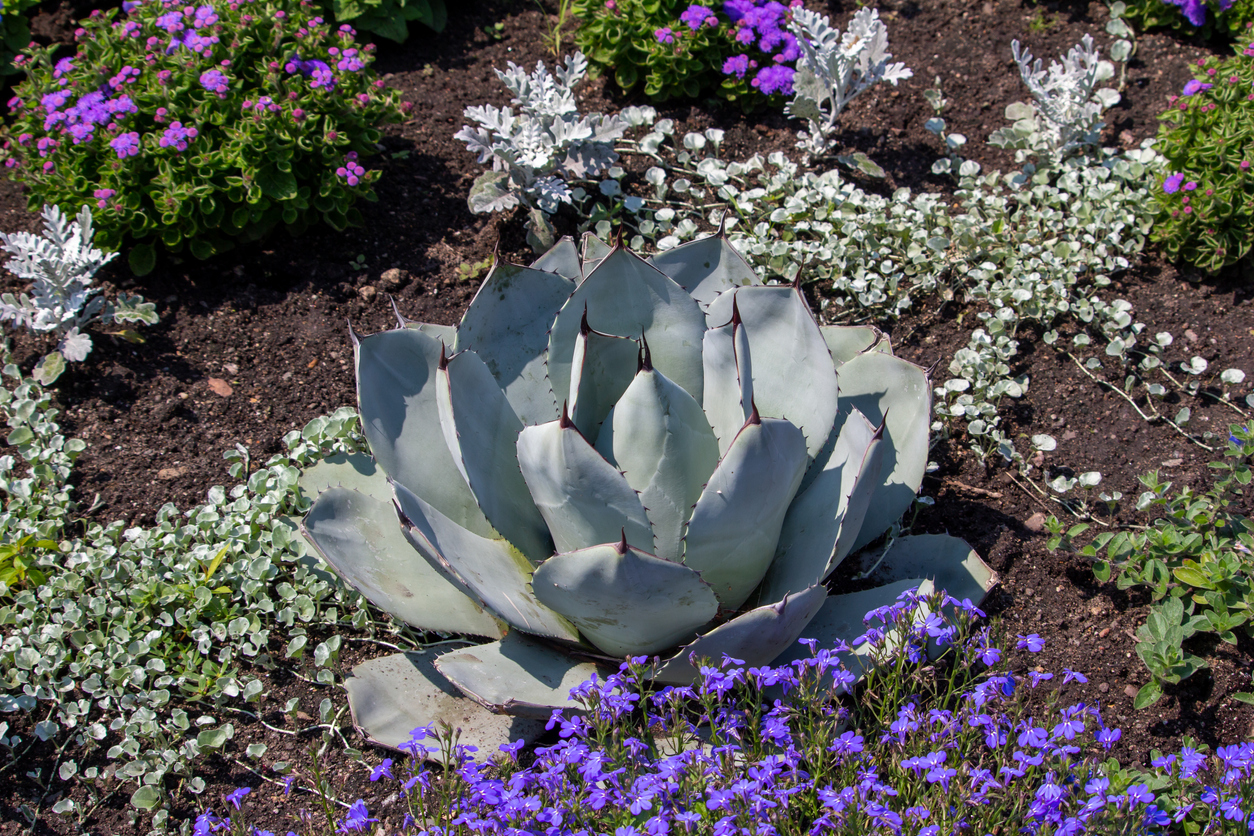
(286, 55, 336, 90)
(336, 151, 366, 186)
(158, 121, 198, 151)
(679, 4, 718, 30)
(109, 131, 141, 158)
(199, 68, 229, 95)
(1166, 0, 1233, 26)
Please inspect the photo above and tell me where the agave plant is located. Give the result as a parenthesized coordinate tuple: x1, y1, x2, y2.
(300, 233, 994, 757)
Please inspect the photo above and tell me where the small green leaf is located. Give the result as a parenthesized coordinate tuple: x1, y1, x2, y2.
(1133, 681, 1163, 709)
(33, 352, 66, 385)
(129, 243, 157, 276)
(130, 785, 164, 810)
(258, 167, 299, 201)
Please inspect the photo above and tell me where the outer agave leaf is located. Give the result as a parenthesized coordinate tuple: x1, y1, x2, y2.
(705, 287, 839, 468)
(411, 322, 457, 344)
(595, 359, 719, 563)
(530, 235, 581, 282)
(647, 233, 761, 309)
(516, 410, 654, 554)
(701, 300, 754, 456)
(683, 411, 808, 610)
(579, 232, 613, 279)
(834, 352, 931, 554)
(532, 537, 720, 656)
(651, 584, 828, 684)
(437, 349, 554, 563)
(435, 633, 610, 717)
(820, 324, 890, 365)
(548, 248, 707, 411)
(394, 480, 581, 643)
(354, 328, 495, 539)
(454, 260, 576, 426)
(756, 409, 884, 604)
(568, 312, 639, 442)
(303, 481, 506, 639)
(345, 651, 548, 761)
(861, 533, 997, 607)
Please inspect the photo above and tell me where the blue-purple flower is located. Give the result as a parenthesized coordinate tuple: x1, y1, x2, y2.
(655, 27, 675, 44)
(679, 4, 718, 30)
(1182, 79, 1213, 96)
(1164, 172, 1185, 193)
(109, 131, 141, 158)
(200, 69, 229, 95)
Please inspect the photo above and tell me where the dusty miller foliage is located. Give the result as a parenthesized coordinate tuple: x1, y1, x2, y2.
(987, 35, 1121, 165)
(786, 8, 913, 158)
(0, 206, 156, 384)
(456, 52, 630, 250)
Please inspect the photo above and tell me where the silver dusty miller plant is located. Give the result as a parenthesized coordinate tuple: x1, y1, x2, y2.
(786, 8, 912, 158)
(0, 205, 156, 384)
(987, 34, 1120, 164)
(456, 52, 630, 250)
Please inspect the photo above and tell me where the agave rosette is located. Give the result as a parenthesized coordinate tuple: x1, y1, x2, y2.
(300, 233, 994, 755)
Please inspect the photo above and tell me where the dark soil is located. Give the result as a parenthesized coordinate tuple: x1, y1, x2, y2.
(1, 0, 1253, 832)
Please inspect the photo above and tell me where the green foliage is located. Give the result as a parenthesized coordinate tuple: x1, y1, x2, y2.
(1046, 424, 1254, 706)
(572, 0, 756, 102)
(1151, 41, 1254, 273)
(1121, 0, 1254, 40)
(0, 0, 41, 77)
(4, 0, 408, 271)
(0, 350, 385, 823)
(317, 0, 447, 43)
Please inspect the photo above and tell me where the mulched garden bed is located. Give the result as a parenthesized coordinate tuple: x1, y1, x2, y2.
(1, 0, 1253, 832)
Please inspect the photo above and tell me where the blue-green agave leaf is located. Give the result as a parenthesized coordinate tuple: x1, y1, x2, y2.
(647, 232, 761, 309)
(530, 235, 582, 282)
(548, 248, 706, 411)
(345, 651, 548, 761)
(834, 352, 931, 553)
(756, 409, 884, 603)
(303, 483, 506, 639)
(394, 481, 580, 643)
(596, 359, 719, 563)
(354, 327, 494, 539)
(437, 349, 554, 563)
(516, 411, 654, 555)
(705, 286, 838, 468)
(568, 312, 639, 443)
(580, 232, 613, 279)
(435, 633, 610, 717)
(701, 299, 754, 457)
(651, 584, 828, 684)
(683, 411, 807, 610)
(861, 534, 996, 607)
(454, 260, 575, 426)
(820, 324, 891, 365)
(532, 537, 720, 656)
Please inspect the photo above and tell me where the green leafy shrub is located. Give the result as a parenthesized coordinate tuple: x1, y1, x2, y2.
(0, 0, 42, 77)
(1121, 0, 1254, 40)
(3, 0, 409, 274)
(316, 0, 446, 43)
(1151, 41, 1254, 273)
(573, 0, 755, 102)
(1047, 424, 1254, 708)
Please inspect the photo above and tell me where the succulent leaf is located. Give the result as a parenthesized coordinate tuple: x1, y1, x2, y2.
(647, 233, 761, 309)
(437, 348, 554, 563)
(345, 652, 548, 761)
(705, 287, 839, 468)
(547, 248, 706, 412)
(651, 584, 828, 684)
(568, 314, 639, 441)
(516, 413, 655, 554)
(303, 483, 507, 639)
(454, 260, 575, 426)
(530, 235, 582, 282)
(700, 302, 754, 457)
(595, 365, 720, 563)
(757, 409, 884, 603)
(394, 480, 581, 642)
(435, 632, 610, 717)
(579, 232, 613, 279)
(861, 533, 997, 607)
(355, 328, 495, 538)
(833, 352, 931, 554)
(411, 322, 457, 344)
(682, 414, 808, 609)
(531, 539, 719, 656)
(820, 324, 891, 365)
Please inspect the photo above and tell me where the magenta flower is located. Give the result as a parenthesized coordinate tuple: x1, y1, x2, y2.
(109, 131, 141, 158)
(679, 4, 717, 30)
(655, 27, 675, 44)
(1182, 79, 1213, 96)
(1163, 172, 1185, 193)
(199, 69, 229, 95)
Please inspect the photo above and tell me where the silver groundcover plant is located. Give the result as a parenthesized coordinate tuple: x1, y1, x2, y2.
(300, 232, 994, 756)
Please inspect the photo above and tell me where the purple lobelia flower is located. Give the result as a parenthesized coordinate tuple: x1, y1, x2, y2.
(1167, 0, 1208, 26)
